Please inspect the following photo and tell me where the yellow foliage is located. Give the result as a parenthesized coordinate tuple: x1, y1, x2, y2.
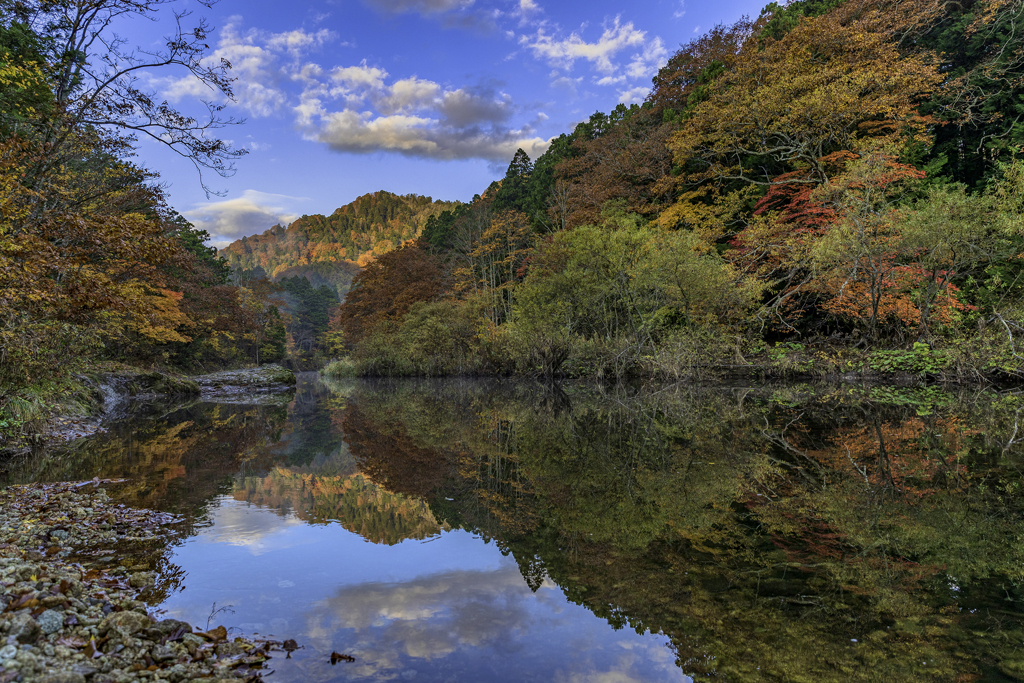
(664, 10, 941, 190)
(655, 186, 761, 239)
(104, 281, 193, 344)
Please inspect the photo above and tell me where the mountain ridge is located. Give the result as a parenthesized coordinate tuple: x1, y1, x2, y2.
(219, 190, 460, 296)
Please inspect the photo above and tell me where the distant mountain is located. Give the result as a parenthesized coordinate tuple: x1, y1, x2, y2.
(219, 191, 460, 297)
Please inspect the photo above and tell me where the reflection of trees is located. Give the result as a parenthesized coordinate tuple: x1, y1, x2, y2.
(6, 402, 288, 513)
(233, 468, 445, 545)
(270, 372, 348, 467)
(2, 401, 290, 605)
(336, 380, 1024, 682)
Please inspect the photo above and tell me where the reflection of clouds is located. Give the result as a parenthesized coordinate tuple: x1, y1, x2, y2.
(556, 647, 690, 683)
(308, 565, 531, 649)
(295, 565, 686, 683)
(304, 566, 535, 679)
(198, 498, 304, 555)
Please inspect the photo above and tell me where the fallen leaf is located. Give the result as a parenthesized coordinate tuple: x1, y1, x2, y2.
(196, 625, 228, 642)
(56, 636, 88, 649)
(330, 651, 355, 664)
(5, 593, 39, 612)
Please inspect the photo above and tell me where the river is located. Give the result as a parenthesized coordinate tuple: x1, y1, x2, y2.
(3, 372, 1024, 682)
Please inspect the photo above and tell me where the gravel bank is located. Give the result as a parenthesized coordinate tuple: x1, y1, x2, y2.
(0, 481, 294, 682)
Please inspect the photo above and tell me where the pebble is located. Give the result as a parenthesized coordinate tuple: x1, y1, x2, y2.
(37, 610, 63, 635)
(0, 481, 292, 682)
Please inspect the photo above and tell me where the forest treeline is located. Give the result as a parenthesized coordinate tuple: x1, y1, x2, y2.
(6, 0, 1024, 443)
(330, 0, 1024, 380)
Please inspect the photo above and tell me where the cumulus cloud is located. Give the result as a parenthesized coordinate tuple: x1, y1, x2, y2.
(625, 37, 667, 80)
(184, 190, 306, 245)
(520, 18, 647, 74)
(265, 28, 336, 57)
(161, 19, 339, 118)
(379, 77, 444, 114)
(618, 86, 650, 104)
(161, 18, 553, 163)
(296, 67, 551, 161)
(519, 16, 667, 96)
(305, 108, 550, 161)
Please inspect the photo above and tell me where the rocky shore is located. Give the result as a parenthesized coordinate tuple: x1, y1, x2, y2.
(0, 481, 293, 682)
(193, 365, 296, 404)
(1, 365, 299, 458)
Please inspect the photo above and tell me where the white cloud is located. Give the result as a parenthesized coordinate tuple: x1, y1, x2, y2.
(304, 107, 550, 161)
(674, 0, 685, 19)
(331, 62, 389, 92)
(161, 19, 339, 118)
(266, 28, 337, 57)
(520, 15, 667, 97)
(618, 86, 650, 104)
(297, 66, 550, 161)
(378, 77, 444, 114)
(184, 190, 307, 244)
(520, 17, 647, 74)
(162, 18, 553, 164)
(624, 36, 667, 80)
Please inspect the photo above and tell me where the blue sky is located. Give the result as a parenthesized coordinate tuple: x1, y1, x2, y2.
(130, 0, 769, 247)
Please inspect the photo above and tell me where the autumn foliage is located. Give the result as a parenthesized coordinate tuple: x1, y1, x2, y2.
(0, 3, 288, 434)
(335, 241, 448, 346)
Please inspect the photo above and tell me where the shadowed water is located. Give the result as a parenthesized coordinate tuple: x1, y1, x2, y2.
(4, 373, 1024, 682)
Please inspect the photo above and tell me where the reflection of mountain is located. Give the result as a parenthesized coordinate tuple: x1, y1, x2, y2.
(233, 467, 447, 545)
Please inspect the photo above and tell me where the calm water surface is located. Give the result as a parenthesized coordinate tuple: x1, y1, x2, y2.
(5, 373, 1024, 682)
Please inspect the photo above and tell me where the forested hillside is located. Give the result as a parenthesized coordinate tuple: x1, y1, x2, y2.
(0, 0, 291, 444)
(331, 0, 1024, 380)
(220, 191, 459, 297)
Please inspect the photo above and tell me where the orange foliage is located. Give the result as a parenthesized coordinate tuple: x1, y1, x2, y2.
(335, 240, 448, 345)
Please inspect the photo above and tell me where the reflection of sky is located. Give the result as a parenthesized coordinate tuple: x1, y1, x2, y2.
(161, 497, 688, 682)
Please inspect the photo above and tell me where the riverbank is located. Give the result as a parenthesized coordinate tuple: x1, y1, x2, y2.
(0, 480, 294, 682)
(323, 338, 1020, 385)
(0, 365, 297, 460)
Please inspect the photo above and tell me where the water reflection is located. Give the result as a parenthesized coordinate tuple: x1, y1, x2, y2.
(234, 469, 446, 544)
(160, 498, 686, 683)
(3, 375, 1024, 681)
